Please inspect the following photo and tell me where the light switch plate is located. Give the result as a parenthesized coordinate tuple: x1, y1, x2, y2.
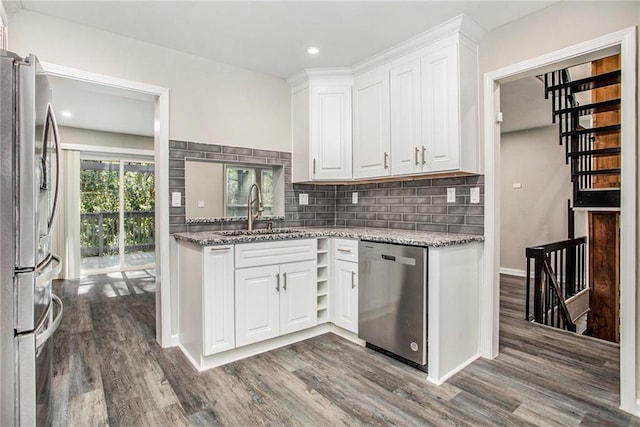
(171, 192, 181, 207)
(352, 192, 358, 204)
(197, 200, 205, 208)
(447, 188, 456, 203)
(470, 187, 480, 204)
(299, 193, 309, 205)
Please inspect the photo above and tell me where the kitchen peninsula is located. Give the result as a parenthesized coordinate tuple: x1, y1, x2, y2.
(174, 227, 483, 385)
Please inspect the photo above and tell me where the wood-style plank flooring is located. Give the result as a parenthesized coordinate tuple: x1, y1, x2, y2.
(51, 271, 639, 426)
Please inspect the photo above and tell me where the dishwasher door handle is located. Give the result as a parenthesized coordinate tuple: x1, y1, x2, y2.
(380, 254, 417, 266)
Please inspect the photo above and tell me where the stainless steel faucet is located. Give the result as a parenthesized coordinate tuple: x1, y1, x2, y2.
(247, 183, 264, 231)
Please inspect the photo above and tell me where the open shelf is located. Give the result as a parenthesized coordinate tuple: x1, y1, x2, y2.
(316, 237, 330, 323)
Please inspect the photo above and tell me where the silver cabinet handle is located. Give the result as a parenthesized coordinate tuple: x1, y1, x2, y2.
(313, 158, 316, 174)
(209, 246, 232, 251)
(415, 147, 420, 165)
(422, 146, 427, 165)
(337, 248, 352, 253)
(283, 272, 287, 291)
(276, 273, 280, 291)
(384, 152, 389, 169)
(351, 271, 356, 288)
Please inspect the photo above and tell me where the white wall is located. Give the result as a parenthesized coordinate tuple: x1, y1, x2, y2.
(8, 9, 291, 152)
(59, 126, 154, 151)
(500, 125, 571, 272)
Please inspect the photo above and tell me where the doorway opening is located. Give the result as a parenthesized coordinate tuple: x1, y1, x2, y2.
(482, 28, 636, 412)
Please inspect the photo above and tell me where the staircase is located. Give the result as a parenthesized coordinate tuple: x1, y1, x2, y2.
(544, 67, 621, 208)
(525, 61, 622, 334)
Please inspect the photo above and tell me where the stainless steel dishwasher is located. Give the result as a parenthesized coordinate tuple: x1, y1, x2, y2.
(358, 241, 427, 370)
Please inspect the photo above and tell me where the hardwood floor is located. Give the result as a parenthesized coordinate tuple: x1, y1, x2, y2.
(51, 271, 639, 426)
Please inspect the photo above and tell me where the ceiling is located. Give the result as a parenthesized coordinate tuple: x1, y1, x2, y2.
(8, 1, 556, 79)
(48, 75, 156, 136)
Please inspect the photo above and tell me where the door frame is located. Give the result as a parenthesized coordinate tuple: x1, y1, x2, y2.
(481, 27, 637, 413)
(41, 62, 172, 348)
(77, 155, 156, 275)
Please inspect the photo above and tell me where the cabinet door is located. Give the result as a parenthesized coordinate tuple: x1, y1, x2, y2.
(280, 260, 317, 335)
(333, 260, 358, 333)
(421, 43, 460, 172)
(203, 246, 235, 355)
(390, 59, 423, 176)
(310, 84, 352, 180)
(353, 68, 391, 179)
(235, 265, 280, 347)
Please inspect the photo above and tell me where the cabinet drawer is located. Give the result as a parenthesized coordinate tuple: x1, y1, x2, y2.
(333, 238, 358, 262)
(235, 239, 317, 269)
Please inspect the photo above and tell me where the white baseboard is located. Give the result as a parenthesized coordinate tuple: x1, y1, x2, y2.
(500, 267, 526, 277)
(427, 353, 479, 385)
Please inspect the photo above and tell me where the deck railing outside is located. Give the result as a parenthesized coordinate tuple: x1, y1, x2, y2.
(81, 211, 155, 257)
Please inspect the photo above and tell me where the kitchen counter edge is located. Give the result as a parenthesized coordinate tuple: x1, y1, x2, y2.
(172, 227, 484, 248)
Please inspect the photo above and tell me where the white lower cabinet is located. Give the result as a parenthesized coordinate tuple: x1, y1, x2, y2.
(235, 261, 318, 347)
(235, 265, 280, 347)
(332, 260, 358, 333)
(203, 246, 236, 355)
(235, 240, 318, 348)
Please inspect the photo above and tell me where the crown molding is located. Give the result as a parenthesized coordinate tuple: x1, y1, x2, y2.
(353, 14, 485, 75)
(287, 67, 353, 88)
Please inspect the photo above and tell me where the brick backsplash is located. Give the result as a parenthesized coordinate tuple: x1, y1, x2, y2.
(168, 140, 483, 235)
(334, 176, 484, 235)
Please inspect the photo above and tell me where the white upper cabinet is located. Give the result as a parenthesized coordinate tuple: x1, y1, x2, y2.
(390, 58, 422, 176)
(421, 42, 460, 172)
(291, 74, 353, 182)
(353, 67, 391, 179)
(290, 16, 481, 182)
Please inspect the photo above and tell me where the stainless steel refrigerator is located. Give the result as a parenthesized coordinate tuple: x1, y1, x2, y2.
(0, 50, 63, 426)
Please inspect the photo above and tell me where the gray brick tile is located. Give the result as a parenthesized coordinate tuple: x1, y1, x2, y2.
(390, 205, 416, 213)
(376, 197, 402, 204)
(402, 196, 431, 205)
(431, 177, 466, 186)
(366, 220, 388, 228)
(389, 188, 417, 197)
(252, 149, 280, 159)
(402, 214, 432, 223)
(432, 214, 465, 224)
(222, 145, 253, 155)
(417, 223, 447, 232)
(189, 142, 222, 153)
(169, 140, 188, 150)
(402, 179, 432, 187)
(389, 222, 416, 231)
(416, 187, 447, 196)
(448, 224, 484, 235)
(465, 215, 484, 225)
(417, 205, 447, 214)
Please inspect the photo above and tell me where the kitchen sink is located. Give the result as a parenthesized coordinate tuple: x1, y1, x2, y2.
(216, 228, 302, 236)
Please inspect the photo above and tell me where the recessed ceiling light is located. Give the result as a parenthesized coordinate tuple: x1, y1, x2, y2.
(307, 47, 319, 55)
(61, 111, 72, 118)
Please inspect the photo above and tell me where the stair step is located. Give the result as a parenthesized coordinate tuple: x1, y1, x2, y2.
(568, 147, 621, 158)
(561, 124, 621, 138)
(572, 168, 621, 177)
(574, 189, 620, 208)
(555, 98, 620, 116)
(547, 70, 621, 93)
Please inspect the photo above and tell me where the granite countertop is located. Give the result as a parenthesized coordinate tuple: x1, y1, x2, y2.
(173, 226, 484, 248)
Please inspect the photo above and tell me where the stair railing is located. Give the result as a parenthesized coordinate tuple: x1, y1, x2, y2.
(525, 237, 587, 332)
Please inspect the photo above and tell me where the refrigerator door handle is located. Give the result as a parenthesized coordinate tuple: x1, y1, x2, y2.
(35, 254, 61, 287)
(43, 103, 61, 238)
(34, 294, 63, 348)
